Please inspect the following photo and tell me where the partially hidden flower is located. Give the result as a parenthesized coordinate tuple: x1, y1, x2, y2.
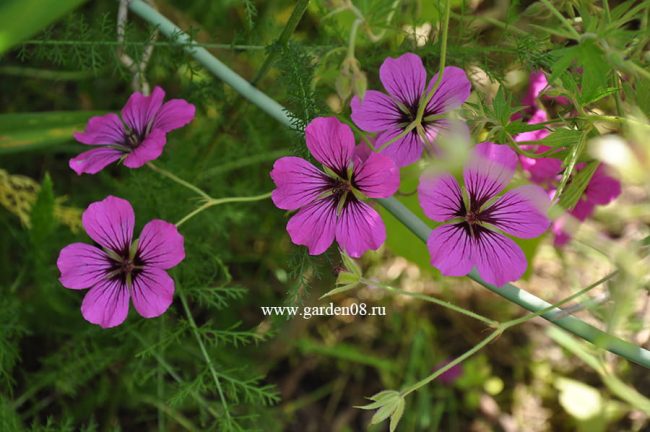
(434, 359, 464, 386)
(57, 196, 185, 328)
(70, 86, 195, 175)
(351, 52, 471, 167)
(552, 164, 621, 246)
(418, 142, 550, 286)
(514, 109, 562, 185)
(270, 117, 400, 258)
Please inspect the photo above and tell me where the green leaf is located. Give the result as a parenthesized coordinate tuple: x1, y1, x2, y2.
(389, 397, 405, 432)
(539, 128, 582, 148)
(0, 111, 103, 154)
(0, 0, 87, 54)
(340, 251, 362, 277)
(558, 161, 598, 210)
(549, 46, 579, 84)
(578, 41, 609, 104)
(492, 85, 511, 125)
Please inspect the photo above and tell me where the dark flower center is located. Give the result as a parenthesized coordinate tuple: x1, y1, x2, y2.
(322, 164, 360, 214)
(106, 247, 144, 285)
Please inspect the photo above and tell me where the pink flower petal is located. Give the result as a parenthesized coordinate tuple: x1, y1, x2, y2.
(305, 117, 355, 173)
(418, 173, 464, 222)
(81, 278, 130, 328)
(464, 142, 517, 207)
(353, 152, 399, 198)
(585, 165, 621, 206)
(483, 185, 550, 238)
(130, 267, 175, 318)
(121, 86, 165, 134)
(122, 129, 167, 168)
(153, 98, 196, 133)
(522, 71, 549, 107)
(69, 147, 123, 175)
(426, 224, 474, 277)
(376, 127, 423, 167)
(350, 90, 402, 132)
(137, 220, 185, 270)
(379, 52, 426, 106)
(335, 201, 386, 258)
(286, 199, 337, 255)
(57, 243, 110, 289)
(472, 229, 527, 287)
(425, 66, 471, 114)
(270, 157, 329, 210)
(82, 196, 135, 253)
(73, 113, 126, 146)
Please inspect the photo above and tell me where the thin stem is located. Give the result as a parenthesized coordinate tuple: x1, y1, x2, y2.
(539, 0, 581, 39)
(415, 0, 451, 123)
(252, 0, 310, 85)
(401, 271, 618, 396)
(131, 331, 221, 419)
(365, 278, 498, 327)
(179, 291, 231, 422)
(128, 0, 650, 369)
(147, 162, 212, 201)
(175, 191, 272, 227)
(401, 327, 502, 396)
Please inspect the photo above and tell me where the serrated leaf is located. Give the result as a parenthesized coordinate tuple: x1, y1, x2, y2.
(492, 85, 510, 125)
(549, 46, 579, 84)
(539, 128, 582, 148)
(558, 161, 598, 210)
(578, 41, 609, 104)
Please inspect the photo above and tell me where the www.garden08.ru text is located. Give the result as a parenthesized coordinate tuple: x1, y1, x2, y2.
(261, 302, 386, 320)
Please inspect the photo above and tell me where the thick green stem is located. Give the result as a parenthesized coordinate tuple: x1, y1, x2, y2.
(127, 0, 650, 369)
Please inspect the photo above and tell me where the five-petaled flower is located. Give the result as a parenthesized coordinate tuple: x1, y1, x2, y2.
(70, 86, 195, 175)
(57, 196, 185, 328)
(351, 52, 471, 167)
(270, 117, 400, 258)
(418, 142, 550, 286)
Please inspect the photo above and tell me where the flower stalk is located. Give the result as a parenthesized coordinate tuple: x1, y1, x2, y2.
(126, 0, 650, 368)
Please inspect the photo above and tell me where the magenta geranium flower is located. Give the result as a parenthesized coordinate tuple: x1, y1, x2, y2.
(57, 196, 185, 328)
(351, 53, 471, 167)
(270, 117, 400, 258)
(514, 109, 562, 185)
(418, 142, 550, 286)
(552, 164, 621, 246)
(70, 86, 195, 175)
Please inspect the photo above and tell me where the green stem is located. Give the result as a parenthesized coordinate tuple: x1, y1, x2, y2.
(179, 291, 231, 422)
(365, 278, 498, 327)
(131, 331, 221, 419)
(539, 0, 581, 39)
(401, 271, 617, 396)
(252, 0, 310, 85)
(127, 0, 650, 369)
(175, 191, 272, 227)
(147, 162, 212, 201)
(415, 0, 451, 123)
(401, 327, 503, 396)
